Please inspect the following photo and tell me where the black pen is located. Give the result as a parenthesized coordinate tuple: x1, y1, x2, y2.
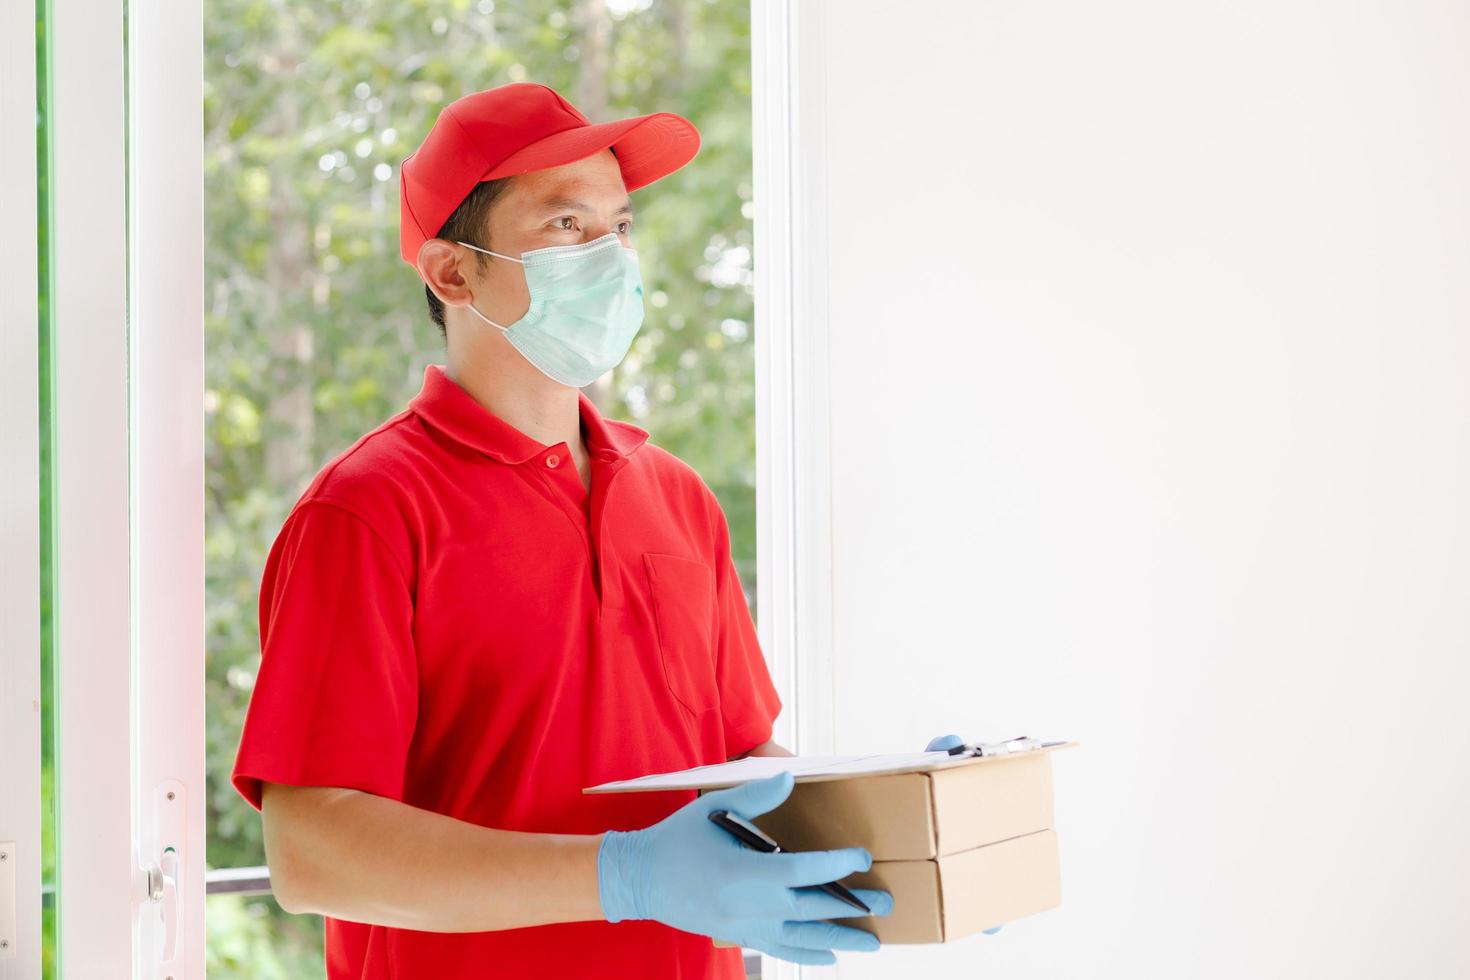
(707, 808, 872, 913)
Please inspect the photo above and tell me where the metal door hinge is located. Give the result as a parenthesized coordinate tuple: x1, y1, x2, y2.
(0, 841, 15, 960)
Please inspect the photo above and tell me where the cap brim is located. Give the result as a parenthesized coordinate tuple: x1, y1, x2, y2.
(485, 111, 700, 193)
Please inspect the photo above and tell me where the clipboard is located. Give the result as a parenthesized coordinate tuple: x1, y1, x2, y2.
(583, 737, 1077, 794)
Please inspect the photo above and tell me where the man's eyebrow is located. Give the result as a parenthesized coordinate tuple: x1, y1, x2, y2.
(536, 196, 635, 216)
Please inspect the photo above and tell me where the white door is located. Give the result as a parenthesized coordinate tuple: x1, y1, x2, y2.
(11, 0, 208, 975)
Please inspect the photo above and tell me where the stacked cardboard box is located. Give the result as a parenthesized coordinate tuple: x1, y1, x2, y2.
(712, 748, 1066, 944)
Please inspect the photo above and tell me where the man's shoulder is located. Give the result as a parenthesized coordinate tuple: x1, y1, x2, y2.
(625, 438, 720, 515)
(291, 410, 426, 529)
(630, 437, 702, 483)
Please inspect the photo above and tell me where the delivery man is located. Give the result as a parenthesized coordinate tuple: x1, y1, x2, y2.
(230, 81, 962, 978)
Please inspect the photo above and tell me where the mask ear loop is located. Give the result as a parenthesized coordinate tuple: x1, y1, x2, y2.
(454, 240, 524, 330)
(463, 300, 510, 332)
(456, 240, 524, 264)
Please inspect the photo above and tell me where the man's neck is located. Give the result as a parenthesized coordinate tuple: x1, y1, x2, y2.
(444, 352, 587, 461)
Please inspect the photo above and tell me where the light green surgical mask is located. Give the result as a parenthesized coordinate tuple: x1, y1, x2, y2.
(456, 232, 645, 388)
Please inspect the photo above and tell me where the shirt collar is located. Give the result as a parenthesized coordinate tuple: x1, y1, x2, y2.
(409, 363, 650, 464)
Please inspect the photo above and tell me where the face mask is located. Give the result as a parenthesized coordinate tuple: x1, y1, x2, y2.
(455, 232, 645, 388)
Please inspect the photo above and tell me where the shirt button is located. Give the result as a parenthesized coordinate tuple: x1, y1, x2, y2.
(545, 453, 560, 468)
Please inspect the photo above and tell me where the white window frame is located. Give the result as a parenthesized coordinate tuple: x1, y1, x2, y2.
(36, 0, 207, 973)
(1, 0, 44, 971)
(126, 0, 209, 972)
(751, 1, 836, 977)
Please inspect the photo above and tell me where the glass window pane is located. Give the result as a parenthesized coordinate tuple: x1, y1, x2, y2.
(204, 1, 755, 969)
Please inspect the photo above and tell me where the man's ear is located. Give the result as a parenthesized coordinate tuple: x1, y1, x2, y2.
(418, 239, 472, 306)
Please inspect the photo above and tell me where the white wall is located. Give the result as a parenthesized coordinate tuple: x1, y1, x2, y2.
(806, 2, 1470, 976)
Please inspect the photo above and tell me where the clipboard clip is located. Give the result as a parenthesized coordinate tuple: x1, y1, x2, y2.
(946, 735, 1062, 757)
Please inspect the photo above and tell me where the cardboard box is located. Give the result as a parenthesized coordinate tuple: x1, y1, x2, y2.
(840, 828, 1060, 943)
(705, 747, 1069, 945)
(748, 749, 1058, 861)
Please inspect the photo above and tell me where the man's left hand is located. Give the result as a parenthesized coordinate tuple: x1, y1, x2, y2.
(923, 733, 1004, 936)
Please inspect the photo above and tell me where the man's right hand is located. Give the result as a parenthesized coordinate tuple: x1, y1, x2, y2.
(596, 770, 892, 965)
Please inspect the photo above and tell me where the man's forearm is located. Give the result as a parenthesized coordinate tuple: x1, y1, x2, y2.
(261, 782, 605, 933)
(737, 738, 795, 758)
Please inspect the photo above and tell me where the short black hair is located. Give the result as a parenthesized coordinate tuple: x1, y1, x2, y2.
(424, 175, 517, 341)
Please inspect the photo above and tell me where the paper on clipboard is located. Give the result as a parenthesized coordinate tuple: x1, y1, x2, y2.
(583, 741, 1075, 794)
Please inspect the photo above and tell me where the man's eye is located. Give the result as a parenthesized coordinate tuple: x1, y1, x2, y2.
(554, 215, 631, 233)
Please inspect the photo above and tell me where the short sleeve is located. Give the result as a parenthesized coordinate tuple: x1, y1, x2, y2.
(708, 494, 783, 756)
(230, 498, 418, 812)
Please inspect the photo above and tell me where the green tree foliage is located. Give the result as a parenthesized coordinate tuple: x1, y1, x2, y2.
(202, 0, 754, 969)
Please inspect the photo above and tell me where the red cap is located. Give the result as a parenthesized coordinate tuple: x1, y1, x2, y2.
(399, 82, 700, 269)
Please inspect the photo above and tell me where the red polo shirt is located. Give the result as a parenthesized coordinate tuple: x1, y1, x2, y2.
(231, 363, 782, 979)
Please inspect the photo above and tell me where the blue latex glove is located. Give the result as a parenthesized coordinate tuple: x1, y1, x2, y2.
(598, 770, 893, 965)
(926, 734, 1005, 936)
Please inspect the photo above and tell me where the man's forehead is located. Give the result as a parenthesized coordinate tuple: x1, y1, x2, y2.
(529, 192, 635, 215)
(505, 177, 634, 216)
(511, 155, 631, 212)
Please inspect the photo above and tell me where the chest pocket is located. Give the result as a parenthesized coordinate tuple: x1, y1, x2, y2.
(642, 552, 719, 716)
